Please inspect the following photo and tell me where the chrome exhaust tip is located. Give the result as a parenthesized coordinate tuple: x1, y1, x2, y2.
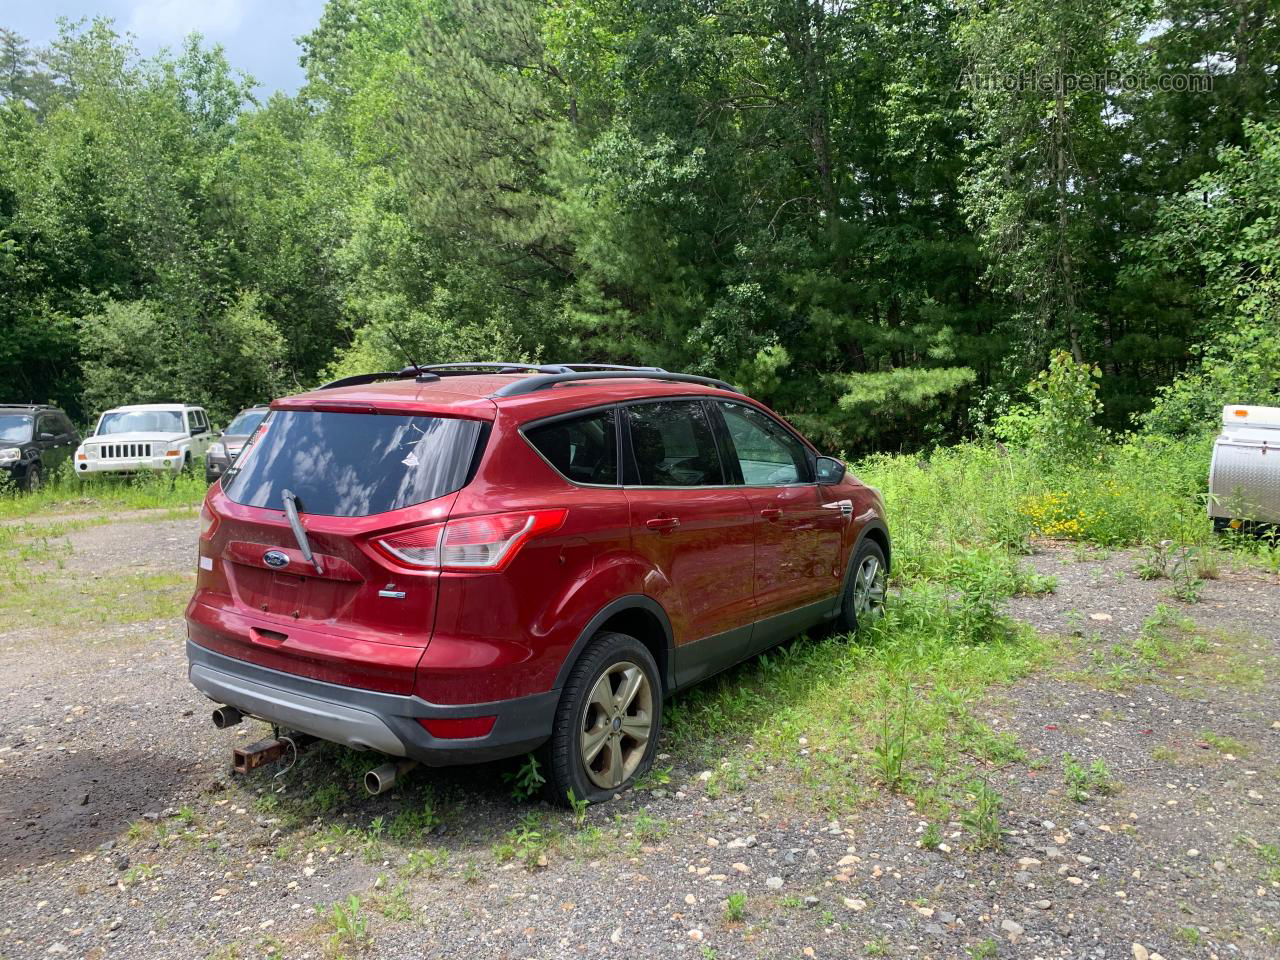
(365, 760, 418, 796)
(212, 706, 243, 729)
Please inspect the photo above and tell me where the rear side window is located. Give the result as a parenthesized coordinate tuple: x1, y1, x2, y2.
(625, 401, 724, 486)
(525, 409, 618, 484)
(223, 410, 484, 517)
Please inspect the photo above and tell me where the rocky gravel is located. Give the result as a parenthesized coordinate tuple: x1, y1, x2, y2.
(1, 518, 1277, 959)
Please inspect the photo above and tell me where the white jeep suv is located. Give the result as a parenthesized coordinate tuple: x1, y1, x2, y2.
(75, 404, 215, 478)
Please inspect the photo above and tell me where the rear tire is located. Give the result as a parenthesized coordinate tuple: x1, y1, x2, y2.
(543, 631, 662, 806)
(836, 538, 887, 633)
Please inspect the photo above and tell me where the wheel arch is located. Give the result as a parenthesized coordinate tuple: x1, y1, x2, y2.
(859, 521, 891, 573)
(836, 519, 891, 613)
(552, 595, 675, 695)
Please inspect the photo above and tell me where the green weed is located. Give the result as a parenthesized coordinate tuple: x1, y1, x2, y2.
(402, 848, 449, 878)
(920, 822, 942, 851)
(325, 895, 369, 955)
(959, 780, 1002, 850)
(566, 788, 589, 827)
(504, 754, 546, 801)
(1062, 753, 1117, 803)
(724, 891, 747, 924)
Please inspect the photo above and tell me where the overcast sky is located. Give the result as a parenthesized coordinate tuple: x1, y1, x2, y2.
(4, 0, 328, 94)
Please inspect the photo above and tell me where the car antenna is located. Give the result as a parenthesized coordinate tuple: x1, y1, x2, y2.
(384, 329, 436, 382)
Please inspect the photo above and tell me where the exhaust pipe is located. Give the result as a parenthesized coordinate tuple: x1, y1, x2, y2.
(365, 760, 418, 796)
(212, 706, 243, 729)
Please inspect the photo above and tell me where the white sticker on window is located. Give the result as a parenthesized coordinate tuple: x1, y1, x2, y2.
(402, 452, 420, 468)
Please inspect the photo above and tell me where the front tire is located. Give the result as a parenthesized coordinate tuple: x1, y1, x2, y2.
(543, 631, 662, 806)
(23, 464, 42, 493)
(836, 538, 888, 633)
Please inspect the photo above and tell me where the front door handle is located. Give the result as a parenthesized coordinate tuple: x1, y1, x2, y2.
(645, 517, 681, 533)
(760, 508, 783, 521)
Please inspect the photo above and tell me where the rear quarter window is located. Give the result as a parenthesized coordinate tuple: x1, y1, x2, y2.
(525, 409, 618, 484)
(223, 410, 484, 517)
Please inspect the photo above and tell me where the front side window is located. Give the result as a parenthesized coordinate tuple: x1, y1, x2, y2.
(223, 410, 484, 517)
(0, 414, 32, 443)
(625, 401, 724, 486)
(97, 410, 184, 435)
(718, 402, 812, 485)
(525, 409, 618, 484)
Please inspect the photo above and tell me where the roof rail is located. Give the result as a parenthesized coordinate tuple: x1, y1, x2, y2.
(492, 370, 741, 398)
(317, 362, 669, 391)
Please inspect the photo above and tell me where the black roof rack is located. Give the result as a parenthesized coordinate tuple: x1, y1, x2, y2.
(492, 370, 740, 397)
(318, 361, 610, 390)
(316, 363, 740, 397)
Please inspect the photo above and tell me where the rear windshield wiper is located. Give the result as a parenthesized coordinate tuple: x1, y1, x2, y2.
(281, 489, 324, 575)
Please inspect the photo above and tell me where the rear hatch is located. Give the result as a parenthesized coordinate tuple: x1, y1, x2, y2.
(191, 407, 487, 692)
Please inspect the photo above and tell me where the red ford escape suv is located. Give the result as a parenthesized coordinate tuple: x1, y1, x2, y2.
(185, 363, 890, 803)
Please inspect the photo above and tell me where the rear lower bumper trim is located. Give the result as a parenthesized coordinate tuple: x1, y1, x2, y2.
(186, 639, 557, 765)
(190, 662, 408, 756)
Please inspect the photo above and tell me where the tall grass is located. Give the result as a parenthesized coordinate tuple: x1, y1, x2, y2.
(858, 433, 1214, 557)
(667, 434, 1217, 821)
(0, 459, 209, 520)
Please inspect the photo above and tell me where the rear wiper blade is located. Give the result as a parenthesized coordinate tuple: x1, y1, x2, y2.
(281, 489, 324, 575)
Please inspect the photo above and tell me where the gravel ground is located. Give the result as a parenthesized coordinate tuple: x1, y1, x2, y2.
(1, 519, 1277, 960)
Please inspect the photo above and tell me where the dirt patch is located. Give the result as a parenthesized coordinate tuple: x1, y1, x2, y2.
(0, 526, 1277, 959)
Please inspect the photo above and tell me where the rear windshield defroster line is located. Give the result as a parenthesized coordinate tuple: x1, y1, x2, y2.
(222, 410, 484, 517)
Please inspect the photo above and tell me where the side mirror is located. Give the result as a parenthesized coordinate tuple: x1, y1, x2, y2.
(815, 455, 846, 485)
(39, 432, 56, 441)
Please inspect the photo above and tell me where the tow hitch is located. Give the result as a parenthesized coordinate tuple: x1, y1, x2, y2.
(231, 732, 317, 774)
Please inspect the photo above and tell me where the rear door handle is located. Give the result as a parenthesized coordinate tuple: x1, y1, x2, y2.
(645, 517, 681, 532)
(760, 508, 783, 521)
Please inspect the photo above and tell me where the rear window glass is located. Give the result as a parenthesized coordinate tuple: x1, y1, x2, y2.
(525, 409, 618, 484)
(223, 410, 484, 517)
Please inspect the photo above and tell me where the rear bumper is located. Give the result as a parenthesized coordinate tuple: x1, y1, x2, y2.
(186, 639, 556, 765)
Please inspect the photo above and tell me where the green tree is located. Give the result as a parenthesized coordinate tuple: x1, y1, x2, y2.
(0, 27, 54, 111)
(1136, 120, 1280, 436)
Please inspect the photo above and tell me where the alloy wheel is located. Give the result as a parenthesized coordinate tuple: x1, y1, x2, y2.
(852, 554, 886, 620)
(579, 660, 654, 789)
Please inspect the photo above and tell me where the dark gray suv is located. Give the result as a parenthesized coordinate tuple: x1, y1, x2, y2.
(0, 404, 80, 491)
(205, 406, 269, 484)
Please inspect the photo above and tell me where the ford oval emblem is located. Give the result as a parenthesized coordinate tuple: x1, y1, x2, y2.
(263, 550, 289, 568)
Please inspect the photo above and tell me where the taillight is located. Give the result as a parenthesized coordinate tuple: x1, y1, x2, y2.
(375, 523, 443, 568)
(199, 502, 219, 539)
(441, 510, 566, 569)
(374, 509, 566, 572)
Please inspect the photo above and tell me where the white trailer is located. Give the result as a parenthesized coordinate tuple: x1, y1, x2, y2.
(1209, 404, 1280, 530)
